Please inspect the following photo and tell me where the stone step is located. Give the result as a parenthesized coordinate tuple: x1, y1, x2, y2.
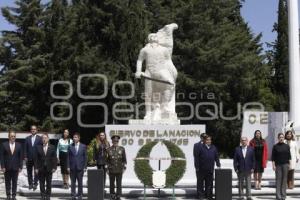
(17, 159, 300, 197)
(18, 171, 300, 188)
(18, 186, 300, 197)
(46, 179, 300, 188)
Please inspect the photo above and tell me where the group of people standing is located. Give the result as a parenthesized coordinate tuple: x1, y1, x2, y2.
(1, 125, 299, 200)
(0, 125, 127, 200)
(194, 130, 299, 200)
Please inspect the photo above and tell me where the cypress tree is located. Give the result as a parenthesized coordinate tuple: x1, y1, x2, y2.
(271, 0, 289, 111)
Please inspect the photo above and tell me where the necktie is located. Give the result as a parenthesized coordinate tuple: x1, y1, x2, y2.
(32, 136, 35, 146)
(10, 143, 15, 154)
(243, 148, 246, 158)
(44, 145, 47, 155)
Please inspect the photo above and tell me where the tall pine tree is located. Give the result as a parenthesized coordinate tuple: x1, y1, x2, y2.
(0, 0, 46, 129)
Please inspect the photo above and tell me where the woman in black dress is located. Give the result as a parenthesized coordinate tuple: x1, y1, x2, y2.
(249, 130, 268, 190)
(93, 132, 110, 186)
(57, 129, 73, 189)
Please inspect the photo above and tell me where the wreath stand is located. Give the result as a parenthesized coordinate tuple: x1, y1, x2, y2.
(135, 157, 185, 200)
(134, 141, 186, 200)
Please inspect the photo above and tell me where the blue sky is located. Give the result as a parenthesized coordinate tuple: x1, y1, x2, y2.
(241, 0, 279, 48)
(0, 0, 297, 51)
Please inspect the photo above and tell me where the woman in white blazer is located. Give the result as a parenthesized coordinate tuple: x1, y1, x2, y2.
(285, 130, 299, 189)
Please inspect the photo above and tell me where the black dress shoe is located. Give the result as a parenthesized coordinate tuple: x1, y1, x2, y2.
(33, 184, 37, 191)
(28, 185, 33, 190)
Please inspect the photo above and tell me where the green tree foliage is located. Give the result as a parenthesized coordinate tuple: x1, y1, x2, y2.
(270, 0, 289, 111)
(0, 0, 47, 130)
(48, 0, 150, 137)
(0, 0, 276, 155)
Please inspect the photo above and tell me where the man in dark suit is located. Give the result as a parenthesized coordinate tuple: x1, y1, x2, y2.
(234, 137, 255, 200)
(195, 135, 220, 200)
(0, 130, 23, 200)
(193, 133, 207, 198)
(24, 125, 43, 190)
(34, 133, 57, 200)
(67, 132, 87, 200)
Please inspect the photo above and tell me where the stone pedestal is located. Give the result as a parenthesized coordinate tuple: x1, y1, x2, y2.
(129, 119, 180, 125)
(105, 124, 205, 186)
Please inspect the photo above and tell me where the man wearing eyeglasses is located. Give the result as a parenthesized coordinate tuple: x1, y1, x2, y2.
(24, 125, 43, 190)
(0, 130, 23, 200)
(234, 137, 255, 200)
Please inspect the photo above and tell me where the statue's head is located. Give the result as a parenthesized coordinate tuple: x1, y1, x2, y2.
(148, 33, 158, 43)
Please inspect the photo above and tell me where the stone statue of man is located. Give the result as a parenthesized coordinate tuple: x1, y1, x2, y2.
(135, 23, 178, 122)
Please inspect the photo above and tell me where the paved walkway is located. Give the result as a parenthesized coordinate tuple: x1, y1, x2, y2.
(1, 183, 300, 199)
(1, 197, 300, 200)
(1, 173, 300, 199)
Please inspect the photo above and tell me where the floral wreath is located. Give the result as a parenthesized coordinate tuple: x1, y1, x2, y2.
(134, 140, 186, 187)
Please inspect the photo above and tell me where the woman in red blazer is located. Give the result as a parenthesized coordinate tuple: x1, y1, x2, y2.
(249, 130, 268, 190)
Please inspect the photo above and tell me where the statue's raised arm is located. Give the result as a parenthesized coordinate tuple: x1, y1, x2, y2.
(133, 23, 179, 125)
(156, 23, 178, 56)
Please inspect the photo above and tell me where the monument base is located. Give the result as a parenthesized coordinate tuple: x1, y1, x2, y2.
(129, 119, 180, 125)
(105, 124, 205, 186)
